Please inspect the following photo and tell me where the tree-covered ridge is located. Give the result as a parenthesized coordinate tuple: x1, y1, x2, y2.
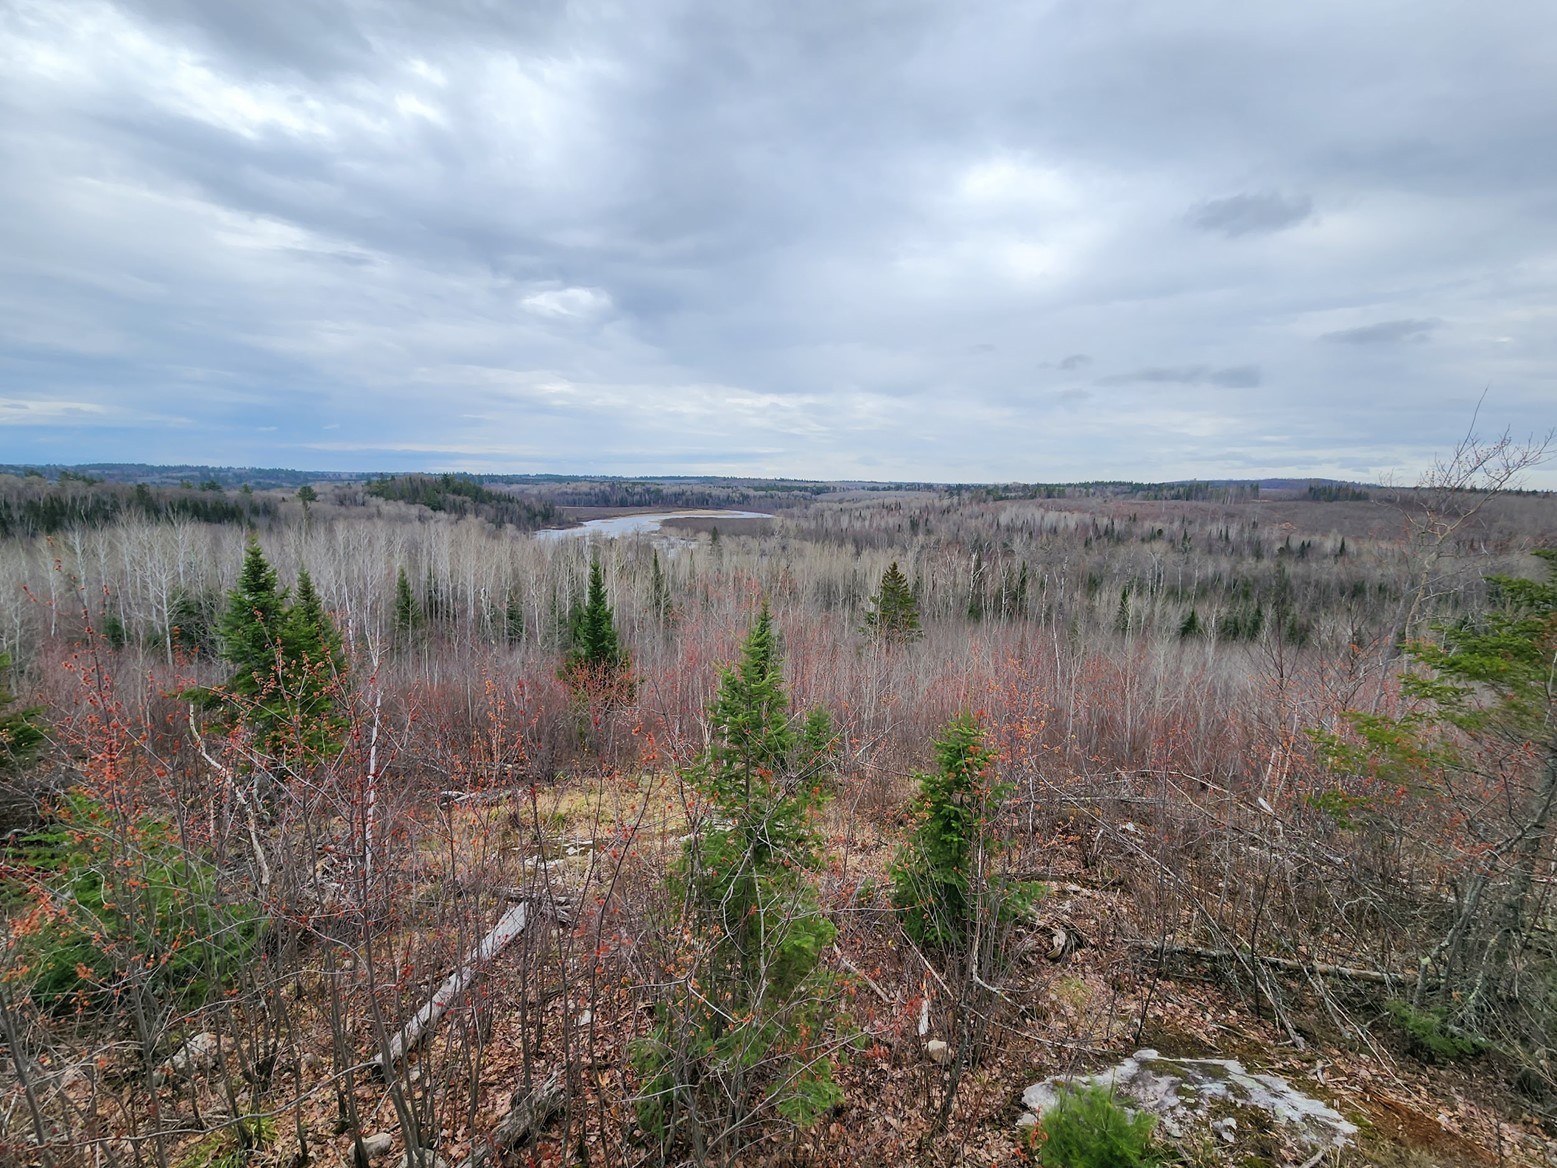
(0, 464, 357, 489)
(517, 478, 833, 509)
(950, 480, 1264, 502)
(365, 473, 560, 531)
(0, 475, 271, 538)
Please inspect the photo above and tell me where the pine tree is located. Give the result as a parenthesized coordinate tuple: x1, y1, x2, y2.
(565, 556, 627, 676)
(967, 549, 987, 621)
(560, 556, 632, 710)
(563, 557, 629, 685)
(503, 586, 525, 645)
(704, 605, 792, 795)
(1008, 560, 1030, 618)
(864, 561, 921, 644)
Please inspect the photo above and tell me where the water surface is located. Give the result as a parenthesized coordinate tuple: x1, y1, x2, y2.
(533, 509, 772, 541)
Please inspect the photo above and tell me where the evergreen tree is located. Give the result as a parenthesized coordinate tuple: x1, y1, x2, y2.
(864, 561, 921, 644)
(634, 606, 841, 1153)
(212, 541, 346, 767)
(278, 569, 348, 760)
(296, 483, 317, 530)
(650, 550, 673, 630)
(798, 706, 840, 787)
(218, 539, 287, 700)
(393, 566, 420, 643)
(967, 548, 987, 621)
(565, 556, 627, 677)
(503, 586, 525, 645)
(1007, 560, 1030, 619)
(891, 713, 1040, 950)
(1323, 550, 1557, 1050)
(286, 570, 342, 667)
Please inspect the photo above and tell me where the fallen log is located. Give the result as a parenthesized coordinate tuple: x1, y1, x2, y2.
(1131, 941, 1402, 986)
(375, 902, 531, 1076)
(454, 1070, 566, 1168)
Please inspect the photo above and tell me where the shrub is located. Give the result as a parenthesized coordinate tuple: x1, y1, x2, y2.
(1026, 1084, 1162, 1168)
(0, 653, 44, 774)
(173, 1115, 275, 1168)
(3, 793, 263, 1011)
(1384, 999, 1485, 1062)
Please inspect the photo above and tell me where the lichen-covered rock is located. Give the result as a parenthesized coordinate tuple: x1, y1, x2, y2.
(1018, 1048, 1356, 1155)
(153, 1032, 220, 1085)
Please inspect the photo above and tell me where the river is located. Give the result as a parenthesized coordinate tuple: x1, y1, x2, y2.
(532, 509, 773, 541)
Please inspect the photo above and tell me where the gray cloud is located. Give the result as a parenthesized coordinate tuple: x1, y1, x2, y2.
(1322, 319, 1441, 345)
(0, 1, 1554, 485)
(1187, 192, 1314, 237)
(1099, 365, 1262, 389)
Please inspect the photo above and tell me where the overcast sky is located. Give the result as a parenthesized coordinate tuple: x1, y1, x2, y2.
(1, 1, 1554, 484)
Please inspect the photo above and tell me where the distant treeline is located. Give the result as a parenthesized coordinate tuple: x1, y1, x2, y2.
(1306, 483, 1371, 502)
(953, 481, 1263, 503)
(0, 476, 272, 539)
(0, 464, 357, 490)
(523, 479, 832, 509)
(954, 480, 1393, 504)
(366, 474, 560, 530)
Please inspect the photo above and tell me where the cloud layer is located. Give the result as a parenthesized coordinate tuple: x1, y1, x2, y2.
(1, 0, 1554, 484)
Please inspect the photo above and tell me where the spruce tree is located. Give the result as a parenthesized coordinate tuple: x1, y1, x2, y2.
(891, 713, 1040, 950)
(218, 539, 287, 705)
(503, 586, 525, 645)
(278, 568, 348, 760)
(864, 561, 921, 644)
(650, 551, 673, 630)
(565, 556, 627, 677)
(1322, 550, 1557, 1047)
(213, 541, 346, 767)
(393, 566, 420, 643)
(635, 605, 841, 1152)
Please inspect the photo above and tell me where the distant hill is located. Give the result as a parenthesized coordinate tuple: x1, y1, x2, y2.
(0, 464, 362, 489)
(0, 464, 1398, 499)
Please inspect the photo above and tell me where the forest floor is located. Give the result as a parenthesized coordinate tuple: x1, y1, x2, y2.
(156, 771, 1550, 1168)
